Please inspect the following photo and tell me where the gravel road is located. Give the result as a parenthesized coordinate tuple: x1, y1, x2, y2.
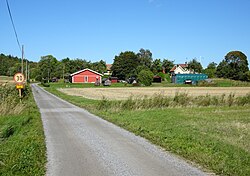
(32, 84, 208, 176)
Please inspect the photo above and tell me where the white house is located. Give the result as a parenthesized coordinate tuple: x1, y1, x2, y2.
(170, 63, 193, 76)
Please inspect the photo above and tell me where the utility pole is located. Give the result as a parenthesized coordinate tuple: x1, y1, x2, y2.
(21, 45, 24, 74)
(28, 64, 30, 82)
(26, 59, 28, 82)
(63, 64, 65, 83)
(48, 69, 49, 83)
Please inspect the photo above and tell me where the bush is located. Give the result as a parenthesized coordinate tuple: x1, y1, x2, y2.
(157, 72, 166, 81)
(138, 70, 154, 86)
(41, 82, 50, 87)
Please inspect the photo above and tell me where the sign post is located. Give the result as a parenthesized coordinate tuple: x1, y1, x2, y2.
(13, 73, 25, 100)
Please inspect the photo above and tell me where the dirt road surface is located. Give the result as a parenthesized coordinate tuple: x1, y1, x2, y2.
(32, 84, 208, 176)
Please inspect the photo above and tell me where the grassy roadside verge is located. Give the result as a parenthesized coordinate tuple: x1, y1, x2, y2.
(0, 85, 46, 175)
(45, 86, 250, 176)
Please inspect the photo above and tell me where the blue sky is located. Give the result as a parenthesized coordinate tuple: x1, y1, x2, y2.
(1, 0, 250, 67)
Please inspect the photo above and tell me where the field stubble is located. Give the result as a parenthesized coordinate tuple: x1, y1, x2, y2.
(59, 87, 250, 100)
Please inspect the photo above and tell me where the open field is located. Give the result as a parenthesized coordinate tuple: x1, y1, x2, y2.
(59, 87, 250, 100)
(0, 76, 14, 85)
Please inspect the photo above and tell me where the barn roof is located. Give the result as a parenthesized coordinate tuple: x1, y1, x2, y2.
(70, 68, 103, 77)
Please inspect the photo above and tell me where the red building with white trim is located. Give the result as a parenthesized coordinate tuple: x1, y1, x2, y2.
(70, 68, 103, 83)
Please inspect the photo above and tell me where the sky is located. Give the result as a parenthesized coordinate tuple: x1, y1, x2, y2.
(1, 0, 250, 67)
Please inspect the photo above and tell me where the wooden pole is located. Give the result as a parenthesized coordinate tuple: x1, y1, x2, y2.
(26, 59, 28, 82)
(19, 88, 22, 102)
(21, 45, 24, 74)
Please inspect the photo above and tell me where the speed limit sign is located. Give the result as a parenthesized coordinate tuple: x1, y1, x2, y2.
(14, 73, 25, 83)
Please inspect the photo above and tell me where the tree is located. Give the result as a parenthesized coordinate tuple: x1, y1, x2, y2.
(162, 59, 174, 73)
(111, 51, 139, 80)
(91, 60, 107, 74)
(207, 62, 217, 70)
(216, 51, 249, 81)
(204, 62, 217, 78)
(188, 59, 203, 73)
(38, 55, 59, 80)
(137, 48, 153, 69)
(137, 69, 154, 86)
(151, 59, 162, 74)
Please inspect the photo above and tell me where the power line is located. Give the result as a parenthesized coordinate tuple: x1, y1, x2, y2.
(5, 0, 22, 52)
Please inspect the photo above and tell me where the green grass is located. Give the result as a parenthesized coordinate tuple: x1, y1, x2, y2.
(44, 84, 250, 176)
(213, 78, 250, 87)
(99, 107, 250, 176)
(0, 86, 46, 176)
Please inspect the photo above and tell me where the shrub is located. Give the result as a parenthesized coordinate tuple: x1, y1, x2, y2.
(137, 70, 154, 86)
(157, 72, 166, 81)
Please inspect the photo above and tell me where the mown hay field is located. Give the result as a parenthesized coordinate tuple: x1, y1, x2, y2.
(59, 87, 250, 100)
(0, 76, 15, 85)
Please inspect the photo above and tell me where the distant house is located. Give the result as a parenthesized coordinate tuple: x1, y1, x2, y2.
(170, 63, 207, 84)
(104, 64, 112, 76)
(170, 63, 191, 76)
(70, 68, 103, 83)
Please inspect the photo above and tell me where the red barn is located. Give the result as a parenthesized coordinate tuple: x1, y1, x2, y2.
(70, 68, 103, 83)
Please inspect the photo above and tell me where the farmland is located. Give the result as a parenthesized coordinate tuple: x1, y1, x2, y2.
(59, 87, 250, 100)
(0, 76, 14, 85)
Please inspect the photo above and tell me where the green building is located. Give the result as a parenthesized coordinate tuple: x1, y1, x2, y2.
(171, 74, 208, 84)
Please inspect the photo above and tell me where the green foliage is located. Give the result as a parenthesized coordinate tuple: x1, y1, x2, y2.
(111, 51, 139, 80)
(91, 60, 107, 74)
(0, 85, 46, 175)
(188, 58, 203, 73)
(137, 70, 154, 86)
(156, 72, 166, 81)
(162, 59, 174, 73)
(0, 53, 38, 79)
(216, 51, 249, 81)
(151, 59, 162, 74)
(137, 48, 153, 69)
(204, 62, 217, 78)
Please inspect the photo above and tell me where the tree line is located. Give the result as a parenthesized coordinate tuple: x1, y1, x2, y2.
(0, 49, 249, 82)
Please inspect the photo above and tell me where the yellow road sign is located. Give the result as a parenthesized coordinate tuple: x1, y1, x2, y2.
(16, 84, 24, 89)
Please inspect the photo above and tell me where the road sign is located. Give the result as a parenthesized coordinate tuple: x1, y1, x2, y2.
(16, 84, 24, 89)
(14, 73, 25, 83)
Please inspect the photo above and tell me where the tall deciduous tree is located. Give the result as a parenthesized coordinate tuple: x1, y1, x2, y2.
(91, 60, 107, 74)
(204, 62, 217, 78)
(162, 59, 174, 73)
(151, 59, 162, 74)
(111, 51, 139, 80)
(137, 48, 153, 69)
(216, 51, 249, 81)
(38, 55, 59, 80)
(188, 59, 203, 73)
